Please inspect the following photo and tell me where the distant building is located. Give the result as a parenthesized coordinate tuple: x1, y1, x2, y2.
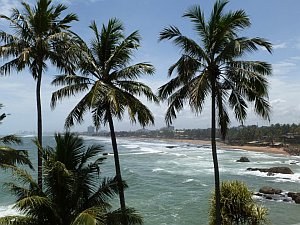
(160, 125, 175, 132)
(87, 126, 95, 134)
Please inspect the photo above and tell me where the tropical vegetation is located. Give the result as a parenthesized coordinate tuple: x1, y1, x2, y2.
(0, 104, 32, 169)
(158, 0, 272, 223)
(209, 180, 269, 225)
(0, 0, 78, 187)
(0, 0, 279, 224)
(51, 18, 158, 216)
(0, 132, 142, 225)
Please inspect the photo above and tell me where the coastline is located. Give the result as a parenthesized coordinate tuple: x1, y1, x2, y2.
(121, 137, 289, 155)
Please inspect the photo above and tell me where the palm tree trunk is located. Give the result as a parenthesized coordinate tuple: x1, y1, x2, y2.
(106, 109, 127, 213)
(211, 75, 221, 225)
(36, 66, 43, 189)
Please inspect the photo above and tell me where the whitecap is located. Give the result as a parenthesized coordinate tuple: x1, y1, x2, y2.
(152, 168, 165, 172)
(182, 179, 194, 183)
(0, 204, 21, 217)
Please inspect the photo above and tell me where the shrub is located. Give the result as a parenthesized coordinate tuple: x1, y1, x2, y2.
(209, 180, 269, 225)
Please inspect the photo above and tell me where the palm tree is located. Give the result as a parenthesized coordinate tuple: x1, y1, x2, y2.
(158, 1, 272, 223)
(51, 19, 158, 215)
(0, 0, 78, 188)
(0, 104, 33, 169)
(0, 132, 142, 225)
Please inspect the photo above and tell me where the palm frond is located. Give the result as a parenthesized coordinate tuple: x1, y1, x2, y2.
(0, 135, 22, 144)
(0, 215, 37, 225)
(106, 208, 143, 225)
(71, 207, 106, 225)
(0, 147, 33, 169)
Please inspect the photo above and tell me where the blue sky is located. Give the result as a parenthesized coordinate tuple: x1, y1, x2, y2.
(1, 0, 300, 134)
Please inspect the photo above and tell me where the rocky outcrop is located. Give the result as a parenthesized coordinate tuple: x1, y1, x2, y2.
(236, 157, 250, 162)
(288, 192, 300, 203)
(259, 186, 282, 194)
(269, 167, 294, 174)
(247, 166, 294, 175)
(255, 189, 300, 204)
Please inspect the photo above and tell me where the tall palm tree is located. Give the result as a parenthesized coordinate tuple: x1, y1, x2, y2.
(0, 0, 78, 188)
(0, 132, 142, 225)
(158, 0, 272, 224)
(51, 19, 158, 215)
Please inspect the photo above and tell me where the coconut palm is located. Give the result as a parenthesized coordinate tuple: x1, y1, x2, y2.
(0, 132, 142, 225)
(0, 0, 78, 188)
(51, 18, 158, 215)
(158, 0, 272, 223)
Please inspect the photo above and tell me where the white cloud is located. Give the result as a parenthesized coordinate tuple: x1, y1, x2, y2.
(272, 61, 296, 76)
(273, 42, 287, 49)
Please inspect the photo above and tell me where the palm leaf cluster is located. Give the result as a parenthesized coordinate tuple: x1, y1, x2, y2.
(159, 0, 272, 137)
(0, 104, 33, 169)
(0, 133, 142, 225)
(51, 18, 158, 129)
(0, 0, 78, 76)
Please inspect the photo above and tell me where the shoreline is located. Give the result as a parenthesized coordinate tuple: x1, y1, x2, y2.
(120, 137, 289, 155)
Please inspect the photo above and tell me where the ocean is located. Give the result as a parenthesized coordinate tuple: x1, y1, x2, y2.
(0, 135, 300, 224)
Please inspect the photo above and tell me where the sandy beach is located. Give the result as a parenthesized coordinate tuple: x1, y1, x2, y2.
(125, 137, 289, 155)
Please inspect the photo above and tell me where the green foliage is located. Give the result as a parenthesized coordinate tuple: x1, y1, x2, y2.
(159, 0, 272, 223)
(158, 0, 272, 138)
(0, 0, 79, 187)
(0, 132, 143, 225)
(0, 104, 33, 169)
(51, 18, 158, 129)
(209, 181, 269, 225)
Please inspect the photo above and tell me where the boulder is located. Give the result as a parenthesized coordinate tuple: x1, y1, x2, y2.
(268, 167, 294, 174)
(295, 196, 300, 204)
(259, 186, 282, 195)
(287, 192, 300, 201)
(247, 167, 294, 174)
(236, 157, 250, 162)
(247, 168, 269, 173)
(267, 172, 274, 176)
(166, 146, 177, 149)
(103, 153, 109, 156)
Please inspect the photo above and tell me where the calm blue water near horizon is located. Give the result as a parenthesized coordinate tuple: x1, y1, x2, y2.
(0, 135, 300, 224)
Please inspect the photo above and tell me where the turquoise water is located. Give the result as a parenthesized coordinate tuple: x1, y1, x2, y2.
(1, 136, 300, 224)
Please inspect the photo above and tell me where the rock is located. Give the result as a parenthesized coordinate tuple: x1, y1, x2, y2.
(254, 192, 263, 197)
(166, 146, 177, 149)
(267, 172, 274, 176)
(265, 196, 273, 200)
(287, 192, 300, 201)
(247, 168, 269, 173)
(247, 167, 294, 174)
(295, 196, 300, 204)
(103, 153, 109, 156)
(236, 157, 250, 162)
(268, 167, 294, 174)
(259, 186, 282, 195)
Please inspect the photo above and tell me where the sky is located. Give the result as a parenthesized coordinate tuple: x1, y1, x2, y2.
(1, 0, 300, 134)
